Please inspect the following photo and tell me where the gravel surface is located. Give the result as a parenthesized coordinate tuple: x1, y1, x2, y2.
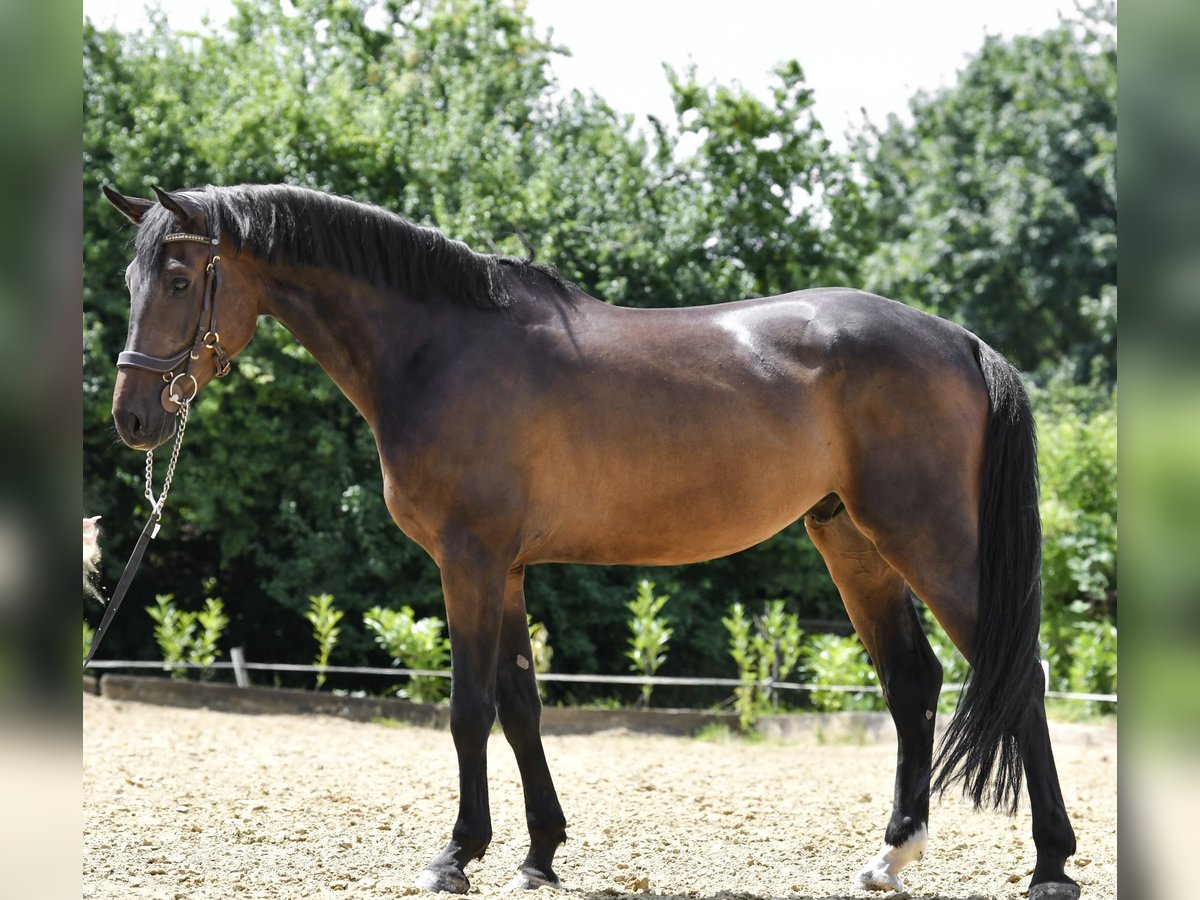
(82, 693, 1116, 899)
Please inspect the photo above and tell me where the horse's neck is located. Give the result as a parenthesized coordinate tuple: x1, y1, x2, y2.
(258, 265, 418, 427)
(258, 263, 588, 427)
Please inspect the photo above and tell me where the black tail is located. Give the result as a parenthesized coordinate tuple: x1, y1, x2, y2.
(932, 339, 1043, 813)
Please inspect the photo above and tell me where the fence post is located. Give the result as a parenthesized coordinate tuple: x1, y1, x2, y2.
(230, 646, 250, 688)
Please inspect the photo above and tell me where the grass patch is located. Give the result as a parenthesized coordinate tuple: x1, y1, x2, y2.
(693, 722, 766, 744)
(370, 716, 410, 729)
(559, 697, 626, 711)
(1044, 698, 1116, 724)
(693, 723, 737, 743)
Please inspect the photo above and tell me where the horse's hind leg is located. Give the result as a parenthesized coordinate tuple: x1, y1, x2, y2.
(820, 336, 1078, 897)
(897, 558, 1079, 899)
(857, 509, 1079, 900)
(1019, 681, 1079, 898)
(495, 566, 567, 890)
(805, 508, 942, 893)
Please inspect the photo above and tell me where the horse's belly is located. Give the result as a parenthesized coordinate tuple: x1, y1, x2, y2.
(527, 443, 830, 566)
(564, 511, 808, 566)
(538, 504, 814, 566)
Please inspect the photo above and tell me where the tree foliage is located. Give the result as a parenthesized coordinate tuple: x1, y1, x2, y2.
(83, 0, 1116, 691)
(851, 1, 1116, 381)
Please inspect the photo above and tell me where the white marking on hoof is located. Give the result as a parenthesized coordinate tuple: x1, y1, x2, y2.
(415, 867, 469, 894)
(504, 871, 563, 891)
(853, 823, 927, 893)
(1029, 882, 1080, 900)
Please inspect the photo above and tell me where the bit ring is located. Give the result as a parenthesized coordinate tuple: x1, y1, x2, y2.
(168, 372, 198, 405)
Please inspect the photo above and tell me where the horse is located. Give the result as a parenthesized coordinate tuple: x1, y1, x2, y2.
(101, 183, 1080, 899)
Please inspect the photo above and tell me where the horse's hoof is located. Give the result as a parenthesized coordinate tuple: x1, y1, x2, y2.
(415, 866, 470, 894)
(853, 868, 905, 892)
(1029, 882, 1081, 900)
(854, 824, 925, 893)
(504, 868, 564, 891)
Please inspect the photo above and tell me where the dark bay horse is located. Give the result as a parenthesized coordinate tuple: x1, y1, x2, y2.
(102, 184, 1079, 899)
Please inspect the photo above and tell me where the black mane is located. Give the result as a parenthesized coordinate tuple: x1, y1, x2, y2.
(134, 184, 565, 308)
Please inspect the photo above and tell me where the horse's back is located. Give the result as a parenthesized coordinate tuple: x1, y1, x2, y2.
(573, 285, 982, 373)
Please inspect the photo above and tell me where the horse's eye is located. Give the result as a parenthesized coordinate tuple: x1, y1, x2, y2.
(171, 277, 190, 293)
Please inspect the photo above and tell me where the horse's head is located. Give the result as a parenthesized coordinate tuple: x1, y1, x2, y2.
(103, 185, 259, 450)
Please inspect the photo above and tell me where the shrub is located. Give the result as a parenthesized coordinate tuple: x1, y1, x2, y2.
(723, 601, 759, 731)
(1068, 616, 1118, 706)
(801, 633, 883, 712)
(363, 605, 450, 702)
(527, 616, 553, 674)
(752, 600, 805, 710)
(304, 593, 343, 690)
(191, 599, 229, 678)
(722, 599, 804, 730)
(145, 593, 228, 680)
(1031, 379, 1117, 716)
(625, 579, 673, 707)
(146, 594, 195, 679)
(1040, 597, 1117, 713)
(1034, 381, 1117, 604)
(527, 614, 553, 698)
(82, 620, 95, 665)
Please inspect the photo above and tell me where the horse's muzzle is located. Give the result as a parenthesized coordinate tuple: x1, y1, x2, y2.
(113, 403, 177, 451)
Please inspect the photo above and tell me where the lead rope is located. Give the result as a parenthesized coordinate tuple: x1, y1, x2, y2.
(143, 400, 189, 534)
(84, 399, 190, 667)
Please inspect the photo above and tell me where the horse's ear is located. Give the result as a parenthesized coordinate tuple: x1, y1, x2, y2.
(102, 185, 153, 225)
(151, 185, 205, 225)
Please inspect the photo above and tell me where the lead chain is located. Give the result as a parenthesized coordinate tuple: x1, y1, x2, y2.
(142, 400, 190, 519)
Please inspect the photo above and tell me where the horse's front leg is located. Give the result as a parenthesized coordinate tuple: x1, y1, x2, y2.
(495, 565, 567, 889)
(415, 547, 508, 894)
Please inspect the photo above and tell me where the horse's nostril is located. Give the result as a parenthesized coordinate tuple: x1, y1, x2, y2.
(127, 411, 143, 436)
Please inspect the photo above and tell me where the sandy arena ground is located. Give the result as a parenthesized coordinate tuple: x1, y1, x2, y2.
(82, 693, 1116, 899)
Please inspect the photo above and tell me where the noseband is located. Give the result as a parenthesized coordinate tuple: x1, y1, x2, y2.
(116, 221, 232, 404)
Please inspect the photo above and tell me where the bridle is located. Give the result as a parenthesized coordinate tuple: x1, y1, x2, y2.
(115, 219, 233, 407)
(84, 219, 234, 668)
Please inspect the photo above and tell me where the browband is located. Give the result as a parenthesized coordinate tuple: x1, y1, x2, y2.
(163, 232, 219, 245)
